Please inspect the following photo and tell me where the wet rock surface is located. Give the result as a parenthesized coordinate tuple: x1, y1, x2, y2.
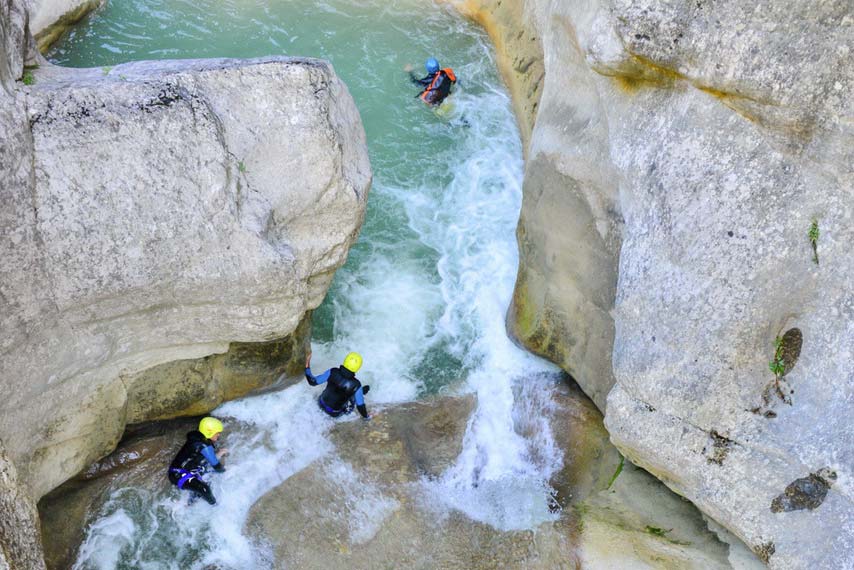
(248, 381, 747, 569)
(29, 0, 103, 52)
(40, 381, 747, 569)
(38, 417, 198, 570)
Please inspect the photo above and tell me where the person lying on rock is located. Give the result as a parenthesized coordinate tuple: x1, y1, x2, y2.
(305, 350, 371, 420)
(167, 416, 228, 505)
(406, 57, 456, 106)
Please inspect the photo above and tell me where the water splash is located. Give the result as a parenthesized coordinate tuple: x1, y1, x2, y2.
(57, 1, 563, 566)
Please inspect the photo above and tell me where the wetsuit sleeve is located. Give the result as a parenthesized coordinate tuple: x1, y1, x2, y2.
(201, 445, 224, 472)
(409, 71, 432, 87)
(305, 367, 331, 386)
(354, 387, 369, 419)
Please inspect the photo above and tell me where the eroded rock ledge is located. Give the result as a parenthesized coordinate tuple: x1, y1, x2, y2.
(449, 0, 853, 568)
(3, 54, 370, 501)
(1, 16, 370, 570)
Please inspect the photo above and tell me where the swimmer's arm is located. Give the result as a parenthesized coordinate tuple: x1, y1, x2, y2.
(354, 387, 370, 419)
(305, 367, 331, 386)
(201, 445, 225, 471)
(409, 71, 432, 86)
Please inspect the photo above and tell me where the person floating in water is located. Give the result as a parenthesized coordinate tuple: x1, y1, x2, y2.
(407, 57, 456, 106)
(305, 350, 371, 420)
(167, 417, 227, 505)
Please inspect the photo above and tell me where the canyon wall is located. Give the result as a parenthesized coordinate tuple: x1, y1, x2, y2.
(1, 0, 371, 510)
(450, 0, 853, 568)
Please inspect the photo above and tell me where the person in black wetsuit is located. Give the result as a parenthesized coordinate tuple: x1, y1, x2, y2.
(305, 351, 371, 420)
(408, 57, 457, 106)
(167, 417, 227, 505)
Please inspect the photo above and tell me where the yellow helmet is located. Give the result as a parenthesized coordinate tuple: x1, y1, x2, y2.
(342, 352, 363, 373)
(199, 417, 224, 439)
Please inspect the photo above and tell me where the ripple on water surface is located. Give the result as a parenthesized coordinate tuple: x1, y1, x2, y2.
(51, 1, 562, 568)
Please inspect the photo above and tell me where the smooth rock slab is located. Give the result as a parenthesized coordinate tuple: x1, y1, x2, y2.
(41, 380, 746, 569)
(249, 382, 749, 569)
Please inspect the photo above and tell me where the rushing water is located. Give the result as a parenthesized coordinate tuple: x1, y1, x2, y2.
(50, 1, 563, 567)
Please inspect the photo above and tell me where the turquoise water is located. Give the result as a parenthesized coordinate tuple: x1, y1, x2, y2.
(53, 0, 507, 398)
(50, 2, 563, 568)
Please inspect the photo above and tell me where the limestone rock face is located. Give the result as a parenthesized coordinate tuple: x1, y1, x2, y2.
(449, 0, 852, 567)
(0, 439, 46, 570)
(1, 55, 370, 500)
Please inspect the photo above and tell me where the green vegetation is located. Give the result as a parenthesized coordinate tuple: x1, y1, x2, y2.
(571, 503, 589, 533)
(808, 219, 819, 265)
(238, 160, 247, 174)
(102, 66, 113, 75)
(645, 525, 692, 546)
(768, 336, 791, 403)
(21, 70, 35, 85)
(606, 456, 625, 490)
(768, 336, 786, 378)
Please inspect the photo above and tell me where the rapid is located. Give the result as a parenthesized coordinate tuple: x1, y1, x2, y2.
(49, 0, 564, 567)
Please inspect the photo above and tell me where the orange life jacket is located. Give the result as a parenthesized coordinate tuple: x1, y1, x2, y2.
(420, 68, 457, 103)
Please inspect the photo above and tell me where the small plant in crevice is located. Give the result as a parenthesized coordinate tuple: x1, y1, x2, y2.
(102, 66, 113, 75)
(606, 455, 624, 490)
(808, 219, 820, 265)
(756, 328, 802, 412)
(21, 63, 42, 86)
(238, 160, 248, 174)
(766, 336, 791, 405)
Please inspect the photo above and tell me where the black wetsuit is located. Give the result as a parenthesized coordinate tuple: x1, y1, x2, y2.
(305, 366, 370, 419)
(410, 69, 456, 106)
(167, 430, 224, 505)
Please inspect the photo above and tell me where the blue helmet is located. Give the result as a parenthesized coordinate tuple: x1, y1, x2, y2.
(425, 58, 440, 74)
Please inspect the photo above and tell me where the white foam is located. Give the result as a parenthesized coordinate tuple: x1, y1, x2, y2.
(70, 2, 565, 567)
(72, 509, 136, 570)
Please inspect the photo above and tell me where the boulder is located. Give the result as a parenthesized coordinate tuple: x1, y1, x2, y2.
(447, 0, 852, 567)
(2, 54, 370, 500)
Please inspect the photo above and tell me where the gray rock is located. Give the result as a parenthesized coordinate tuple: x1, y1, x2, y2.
(1, 54, 370, 501)
(0, 439, 46, 570)
(448, 0, 852, 567)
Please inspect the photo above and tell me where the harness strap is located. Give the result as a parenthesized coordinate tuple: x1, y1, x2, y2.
(420, 72, 443, 101)
(170, 467, 199, 489)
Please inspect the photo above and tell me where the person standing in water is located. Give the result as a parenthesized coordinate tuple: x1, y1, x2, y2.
(407, 57, 457, 106)
(305, 350, 372, 420)
(167, 417, 228, 505)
